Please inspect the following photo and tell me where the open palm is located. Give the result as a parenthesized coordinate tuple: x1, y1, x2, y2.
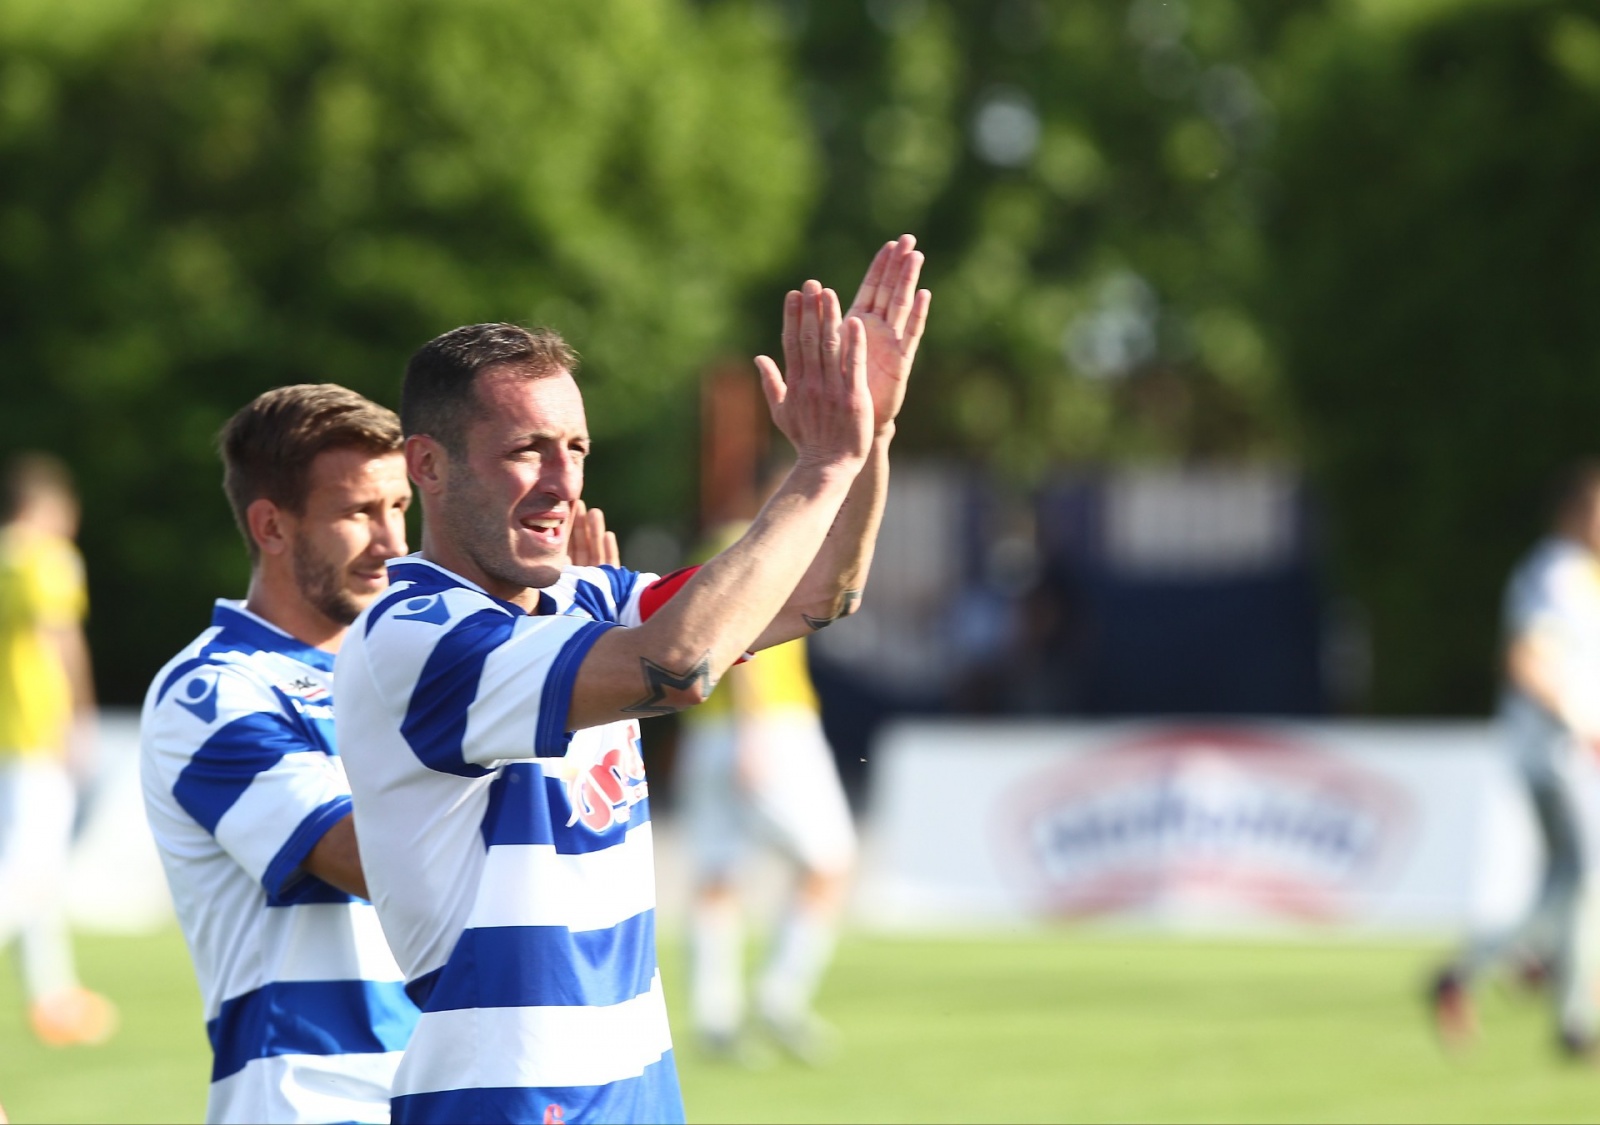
(845, 234, 932, 432)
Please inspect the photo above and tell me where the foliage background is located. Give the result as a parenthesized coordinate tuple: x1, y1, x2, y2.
(3, 0, 1600, 711)
(0, 0, 812, 702)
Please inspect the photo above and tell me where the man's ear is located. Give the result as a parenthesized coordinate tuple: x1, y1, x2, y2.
(245, 498, 292, 558)
(406, 434, 448, 496)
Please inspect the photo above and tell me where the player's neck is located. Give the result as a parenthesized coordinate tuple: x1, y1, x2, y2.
(418, 531, 544, 612)
(245, 569, 348, 654)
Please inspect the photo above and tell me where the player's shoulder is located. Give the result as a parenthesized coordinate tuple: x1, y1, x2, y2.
(553, 564, 652, 622)
(141, 653, 286, 775)
(358, 558, 518, 646)
(143, 606, 323, 731)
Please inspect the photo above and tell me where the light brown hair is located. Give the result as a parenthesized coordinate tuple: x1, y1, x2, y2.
(219, 384, 403, 559)
(1, 451, 75, 524)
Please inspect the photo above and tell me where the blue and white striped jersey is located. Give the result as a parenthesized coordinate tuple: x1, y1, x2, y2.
(337, 557, 685, 1125)
(140, 601, 419, 1124)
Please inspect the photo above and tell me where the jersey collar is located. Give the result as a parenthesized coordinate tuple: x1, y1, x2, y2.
(388, 555, 555, 617)
(210, 600, 337, 673)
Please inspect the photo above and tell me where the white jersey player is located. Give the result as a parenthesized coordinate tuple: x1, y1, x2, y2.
(141, 385, 418, 1123)
(337, 237, 928, 1124)
(1433, 464, 1600, 1057)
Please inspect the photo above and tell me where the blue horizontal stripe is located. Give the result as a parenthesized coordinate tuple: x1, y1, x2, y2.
(263, 796, 357, 903)
(391, 1051, 683, 1125)
(173, 711, 319, 834)
(480, 766, 649, 854)
(421, 911, 658, 1013)
(400, 608, 516, 778)
(207, 979, 418, 1082)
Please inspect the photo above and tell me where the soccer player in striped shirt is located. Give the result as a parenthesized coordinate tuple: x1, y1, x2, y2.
(336, 238, 928, 1124)
(141, 385, 421, 1123)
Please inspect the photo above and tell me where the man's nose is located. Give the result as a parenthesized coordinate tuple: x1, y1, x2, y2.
(542, 455, 583, 502)
(374, 507, 409, 558)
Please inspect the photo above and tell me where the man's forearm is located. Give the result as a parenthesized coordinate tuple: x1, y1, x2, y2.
(753, 426, 892, 651)
(304, 813, 368, 900)
(48, 625, 96, 714)
(568, 460, 860, 727)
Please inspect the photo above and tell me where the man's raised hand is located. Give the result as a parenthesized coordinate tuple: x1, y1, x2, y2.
(754, 280, 873, 474)
(567, 499, 621, 568)
(846, 234, 931, 433)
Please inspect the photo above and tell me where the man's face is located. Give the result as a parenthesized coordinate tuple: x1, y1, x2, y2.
(284, 447, 411, 626)
(435, 367, 589, 595)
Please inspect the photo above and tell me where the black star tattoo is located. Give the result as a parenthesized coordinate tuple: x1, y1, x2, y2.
(803, 588, 862, 631)
(622, 650, 717, 715)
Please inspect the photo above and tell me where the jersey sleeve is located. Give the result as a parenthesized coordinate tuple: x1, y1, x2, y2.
(370, 594, 616, 773)
(144, 662, 352, 902)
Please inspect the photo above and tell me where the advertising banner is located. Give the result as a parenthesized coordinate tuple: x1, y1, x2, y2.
(858, 721, 1546, 934)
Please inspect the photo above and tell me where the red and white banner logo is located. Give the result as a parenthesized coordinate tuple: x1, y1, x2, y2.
(997, 727, 1413, 922)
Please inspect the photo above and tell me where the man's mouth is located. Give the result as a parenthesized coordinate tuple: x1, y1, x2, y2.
(519, 515, 566, 546)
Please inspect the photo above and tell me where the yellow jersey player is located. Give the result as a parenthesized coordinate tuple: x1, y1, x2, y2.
(0, 453, 115, 1046)
(677, 516, 859, 1063)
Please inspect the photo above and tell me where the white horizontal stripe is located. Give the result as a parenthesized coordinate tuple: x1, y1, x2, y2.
(466, 821, 656, 932)
(266, 902, 406, 984)
(393, 972, 672, 1096)
(214, 749, 346, 881)
(207, 1049, 402, 1125)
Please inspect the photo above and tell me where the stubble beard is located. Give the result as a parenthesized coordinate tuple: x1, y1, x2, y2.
(438, 477, 565, 594)
(292, 535, 366, 627)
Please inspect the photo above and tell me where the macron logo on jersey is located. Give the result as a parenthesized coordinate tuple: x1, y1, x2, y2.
(394, 594, 452, 626)
(176, 671, 223, 724)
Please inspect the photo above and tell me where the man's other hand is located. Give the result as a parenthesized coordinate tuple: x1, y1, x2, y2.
(845, 234, 931, 434)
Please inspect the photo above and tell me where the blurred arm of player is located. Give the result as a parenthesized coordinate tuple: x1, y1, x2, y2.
(567, 282, 875, 727)
(44, 617, 97, 781)
(304, 817, 366, 899)
(751, 235, 931, 650)
(1506, 629, 1600, 745)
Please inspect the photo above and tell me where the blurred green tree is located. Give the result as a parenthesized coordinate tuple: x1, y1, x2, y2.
(0, 0, 813, 701)
(1264, 0, 1600, 712)
(761, 0, 1325, 479)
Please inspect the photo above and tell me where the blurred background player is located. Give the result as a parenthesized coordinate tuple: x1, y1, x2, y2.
(140, 386, 419, 1123)
(1433, 462, 1600, 1057)
(0, 453, 116, 1047)
(679, 463, 858, 1064)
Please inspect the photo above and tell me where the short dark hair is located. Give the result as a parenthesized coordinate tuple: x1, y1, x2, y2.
(2, 452, 75, 523)
(401, 323, 578, 453)
(219, 384, 403, 559)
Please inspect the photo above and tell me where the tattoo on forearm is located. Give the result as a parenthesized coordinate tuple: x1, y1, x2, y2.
(803, 588, 862, 631)
(622, 651, 717, 715)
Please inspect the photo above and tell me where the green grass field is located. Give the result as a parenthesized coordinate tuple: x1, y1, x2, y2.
(2, 928, 1598, 1123)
